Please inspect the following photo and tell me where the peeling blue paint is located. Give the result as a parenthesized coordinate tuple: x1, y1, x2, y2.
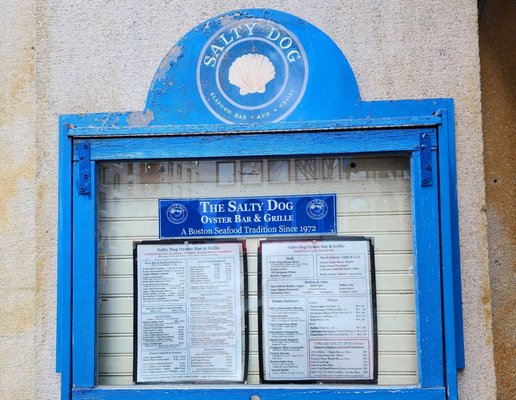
(127, 110, 154, 127)
(145, 9, 361, 125)
(216, 12, 242, 27)
(154, 45, 184, 83)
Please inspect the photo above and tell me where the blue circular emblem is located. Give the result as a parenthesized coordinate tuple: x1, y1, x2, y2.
(197, 19, 308, 124)
(166, 204, 188, 224)
(306, 199, 329, 220)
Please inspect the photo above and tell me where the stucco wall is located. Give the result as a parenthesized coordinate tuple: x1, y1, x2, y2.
(480, 1, 516, 399)
(0, 1, 37, 399)
(0, 1, 496, 399)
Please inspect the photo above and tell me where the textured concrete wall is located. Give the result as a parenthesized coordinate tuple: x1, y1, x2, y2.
(480, 1, 516, 399)
(0, 1, 37, 399)
(0, 1, 496, 399)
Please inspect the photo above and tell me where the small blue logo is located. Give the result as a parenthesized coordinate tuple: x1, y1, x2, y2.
(197, 19, 308, 124)
(166, 204, 188, 224)
(306, 199, 329, 220)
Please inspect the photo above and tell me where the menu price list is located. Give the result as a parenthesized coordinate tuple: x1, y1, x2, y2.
(260, 239, 375, 382)
(135, 242, 244, 383)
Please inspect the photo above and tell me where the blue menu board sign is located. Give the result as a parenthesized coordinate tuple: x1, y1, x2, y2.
(159, 194, 337, 239)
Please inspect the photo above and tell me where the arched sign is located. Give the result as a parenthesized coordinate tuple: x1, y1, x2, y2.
(144, 9, 361, 125)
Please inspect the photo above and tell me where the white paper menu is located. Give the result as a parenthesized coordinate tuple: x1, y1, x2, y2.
(135, 242, 244, 383)
(260, 239, 375, 382)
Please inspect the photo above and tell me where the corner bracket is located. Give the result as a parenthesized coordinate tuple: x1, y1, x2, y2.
(77, 141, 91, 195)
(420, 132, 433, 186)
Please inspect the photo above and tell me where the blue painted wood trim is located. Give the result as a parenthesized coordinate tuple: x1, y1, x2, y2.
(411, 151, 444, 387)
(56, 112, 460, 398)
(436, 108, 460, 400)
(66, 115, 442, 138)
(57, 119, 73, 400)
(72, 387, 445, 400)
(74, 129, 435, 162)
(72, 160, 97, 387)
(440, 107, 464, 370)
(60, 98, 453, 137)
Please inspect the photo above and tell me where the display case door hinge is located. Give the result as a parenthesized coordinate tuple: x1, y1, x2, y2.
(419, 132, 433, 186)
(78, 141, 91, 195)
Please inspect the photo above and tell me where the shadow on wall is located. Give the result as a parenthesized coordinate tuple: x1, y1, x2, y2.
(479, 0, 516, 399)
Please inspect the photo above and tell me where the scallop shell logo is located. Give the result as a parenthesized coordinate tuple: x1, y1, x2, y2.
(228, 53, 276, 95)
(197, 18, 308, 124)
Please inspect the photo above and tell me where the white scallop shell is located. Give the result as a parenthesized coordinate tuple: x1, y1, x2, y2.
(228, 53, 276, 95)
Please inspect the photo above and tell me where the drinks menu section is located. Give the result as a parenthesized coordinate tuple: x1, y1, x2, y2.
(134, 241, 245, 383)
(259, 239, 376, 382)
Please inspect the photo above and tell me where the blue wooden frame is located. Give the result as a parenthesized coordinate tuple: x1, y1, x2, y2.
(56, 8, 463, 400)
(57, 114, 459, 400)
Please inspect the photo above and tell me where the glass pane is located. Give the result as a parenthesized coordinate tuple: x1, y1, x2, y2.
(97, 156, 416, 386)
